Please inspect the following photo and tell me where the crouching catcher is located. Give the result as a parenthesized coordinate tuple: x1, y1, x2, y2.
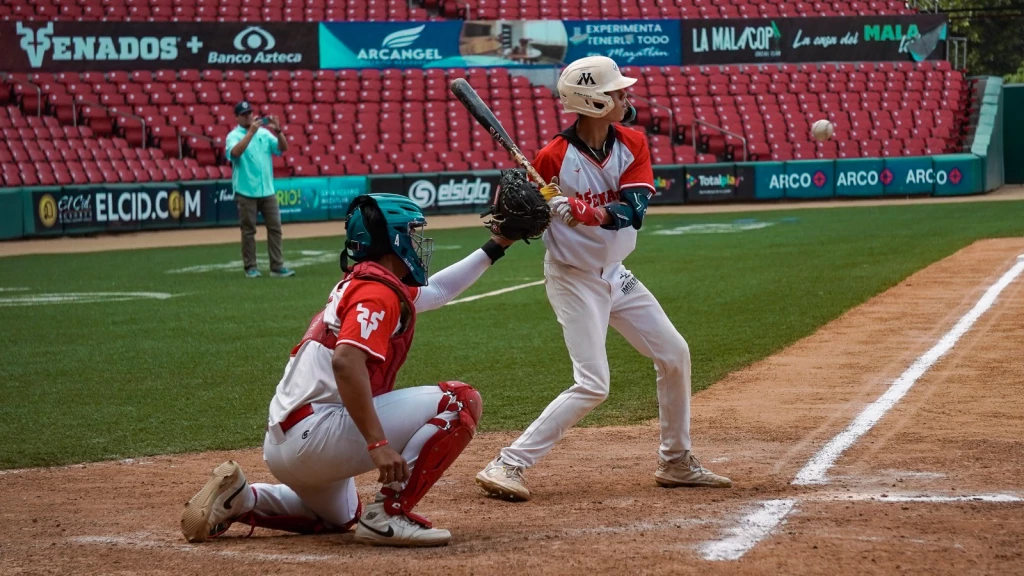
(181, 194, 516, 547)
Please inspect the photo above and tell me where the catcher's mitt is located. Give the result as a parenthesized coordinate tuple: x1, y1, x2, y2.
(481, 170, 552, 242)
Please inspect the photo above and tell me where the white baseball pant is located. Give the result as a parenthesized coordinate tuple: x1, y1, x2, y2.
(500, 260, 692, 468)
(245, 386, 452, 528)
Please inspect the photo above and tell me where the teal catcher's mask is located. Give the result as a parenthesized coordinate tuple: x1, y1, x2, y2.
(342, 194, 433, 287)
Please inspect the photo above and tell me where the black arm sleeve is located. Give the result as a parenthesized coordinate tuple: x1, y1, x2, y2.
(600, 187, 651, 231)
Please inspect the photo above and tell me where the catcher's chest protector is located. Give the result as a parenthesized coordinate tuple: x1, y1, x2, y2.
(293, 262, 417, 397)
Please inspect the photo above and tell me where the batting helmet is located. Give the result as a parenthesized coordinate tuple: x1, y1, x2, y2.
(556, 56, 637, 118)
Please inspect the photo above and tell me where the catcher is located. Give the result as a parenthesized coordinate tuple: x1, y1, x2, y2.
(181, 185, 550, 547)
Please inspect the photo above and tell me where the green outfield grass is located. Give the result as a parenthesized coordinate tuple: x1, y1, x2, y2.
(2, 201, 1023, 469)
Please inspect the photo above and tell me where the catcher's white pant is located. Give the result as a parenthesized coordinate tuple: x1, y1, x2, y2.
(500, 260, 692, 468)
(249, 386, 451, 528)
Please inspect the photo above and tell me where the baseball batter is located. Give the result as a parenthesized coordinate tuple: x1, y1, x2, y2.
(181, 194, 522, 547)
(476, 56, 732, 500)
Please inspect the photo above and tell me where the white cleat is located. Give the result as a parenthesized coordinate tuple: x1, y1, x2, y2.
(475, 458, 531, 501)
(353, 503, 451, 547)
(181, 460, 251, 542)
(655, 451, 732, 488)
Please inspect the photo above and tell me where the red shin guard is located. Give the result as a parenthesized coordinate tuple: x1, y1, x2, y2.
(383, 381, 482, 524)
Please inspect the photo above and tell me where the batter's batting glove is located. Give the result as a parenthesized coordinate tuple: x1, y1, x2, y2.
(547, 195, 575, 225)
(539, 177, 561, 202)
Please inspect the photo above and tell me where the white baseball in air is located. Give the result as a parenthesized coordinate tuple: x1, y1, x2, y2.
(811, 119, 834, 142)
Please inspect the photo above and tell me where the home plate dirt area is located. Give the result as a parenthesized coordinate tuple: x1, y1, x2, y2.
(1, 238, 1022, 576)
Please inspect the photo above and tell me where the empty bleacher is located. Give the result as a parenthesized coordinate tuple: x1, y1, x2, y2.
(1, 60, 970, 188)
(0, 0, 917, 22)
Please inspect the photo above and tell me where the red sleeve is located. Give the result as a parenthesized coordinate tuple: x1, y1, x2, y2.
(616, 127, 656, 195)
(533, 137, 569, 184)
(336, 282, 402, 362)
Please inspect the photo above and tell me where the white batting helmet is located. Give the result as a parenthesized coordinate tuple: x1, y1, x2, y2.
(556, 56, 637, 118)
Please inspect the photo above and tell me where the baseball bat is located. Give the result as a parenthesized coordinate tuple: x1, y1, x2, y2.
(449, 78, 546, 186)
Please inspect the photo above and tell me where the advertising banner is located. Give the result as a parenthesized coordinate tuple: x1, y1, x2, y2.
(319, 21, 465, 69)
(562, 20, 681, 66)
(402, 171, 499, 214)
(180, 181, 231, 227)
(751, 162, 786, 200)
(31, 185, 209, 235)
(368, 174, 406, 196)
(682, 14, 947, 65)
(320, 20, 681, 69)
(882, 156, 937, 196)
(785, 15, 947, 64)
(213, 176, 365, 223)
(783, 160, 834, 199)
(932, 154, 982, 196)
(684, 164, 739, 203)
(684, 19, 784, 65)
(834, 158, 884, 197)
(650, 165, 684, 205)
(1, 22, 319, 72)
(733, 163, 758, 201)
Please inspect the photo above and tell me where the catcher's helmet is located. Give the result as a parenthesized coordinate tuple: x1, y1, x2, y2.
(556, 56, 637, 118)
(343, 194, 433, 287)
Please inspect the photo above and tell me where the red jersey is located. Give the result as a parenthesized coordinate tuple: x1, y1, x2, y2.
(268, 263, 418, 425)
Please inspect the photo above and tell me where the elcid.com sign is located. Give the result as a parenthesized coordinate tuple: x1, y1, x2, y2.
(1, 21, 318, 71)
(33, 187, 207, 232)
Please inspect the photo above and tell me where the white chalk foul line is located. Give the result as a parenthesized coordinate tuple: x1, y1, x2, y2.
(810, 492, 1022, 504)
(446, 280, 544, 305)
(699, 499, 797, 562)
(793, 257, 1024, 486)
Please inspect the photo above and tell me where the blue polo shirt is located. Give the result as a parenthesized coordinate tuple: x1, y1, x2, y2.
(225, 126, 281, 198)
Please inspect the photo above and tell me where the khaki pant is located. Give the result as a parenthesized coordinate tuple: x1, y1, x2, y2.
(236, 194, 284, 272)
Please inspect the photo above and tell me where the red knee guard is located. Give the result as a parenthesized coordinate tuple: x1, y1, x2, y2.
(383, 381, 482, 524)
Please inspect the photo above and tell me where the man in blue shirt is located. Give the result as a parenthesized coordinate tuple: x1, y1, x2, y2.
(225, 101, 295, 278)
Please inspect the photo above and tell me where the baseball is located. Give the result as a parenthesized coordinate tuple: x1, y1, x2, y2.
(811, 119, 834, 142)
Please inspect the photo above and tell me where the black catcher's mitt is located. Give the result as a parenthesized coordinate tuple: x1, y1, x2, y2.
(481, 169, 552, 242)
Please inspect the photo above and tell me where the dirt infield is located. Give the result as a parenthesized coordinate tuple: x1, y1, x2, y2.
(1, 238, 1021, 575)
(2, 185, 1022, 257)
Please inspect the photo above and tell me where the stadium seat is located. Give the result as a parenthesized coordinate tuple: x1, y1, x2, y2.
(1, 61, 969, 187)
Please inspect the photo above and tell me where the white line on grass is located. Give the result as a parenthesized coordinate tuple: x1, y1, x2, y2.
(793, 256, 1024, 485)
(699, 499, 797, 561)
(446, 280, 545, 305)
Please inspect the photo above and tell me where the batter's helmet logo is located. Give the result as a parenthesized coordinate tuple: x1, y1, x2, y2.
(576, 72, 596, 86)
(37, 193, 57, 229)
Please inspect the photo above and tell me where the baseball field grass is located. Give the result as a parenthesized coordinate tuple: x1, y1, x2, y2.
(2, 200, 1024, 470)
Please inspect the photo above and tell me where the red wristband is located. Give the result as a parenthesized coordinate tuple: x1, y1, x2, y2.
(367, 439, 389, 451)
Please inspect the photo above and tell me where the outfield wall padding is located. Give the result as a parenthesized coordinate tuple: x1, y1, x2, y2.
(1004, 84, 1024, 185)
(0, 153, 1000, 241)
(0, 189, 24, 240)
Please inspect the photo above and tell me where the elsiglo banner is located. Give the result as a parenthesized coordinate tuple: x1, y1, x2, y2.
(1, 22, 319, 72)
